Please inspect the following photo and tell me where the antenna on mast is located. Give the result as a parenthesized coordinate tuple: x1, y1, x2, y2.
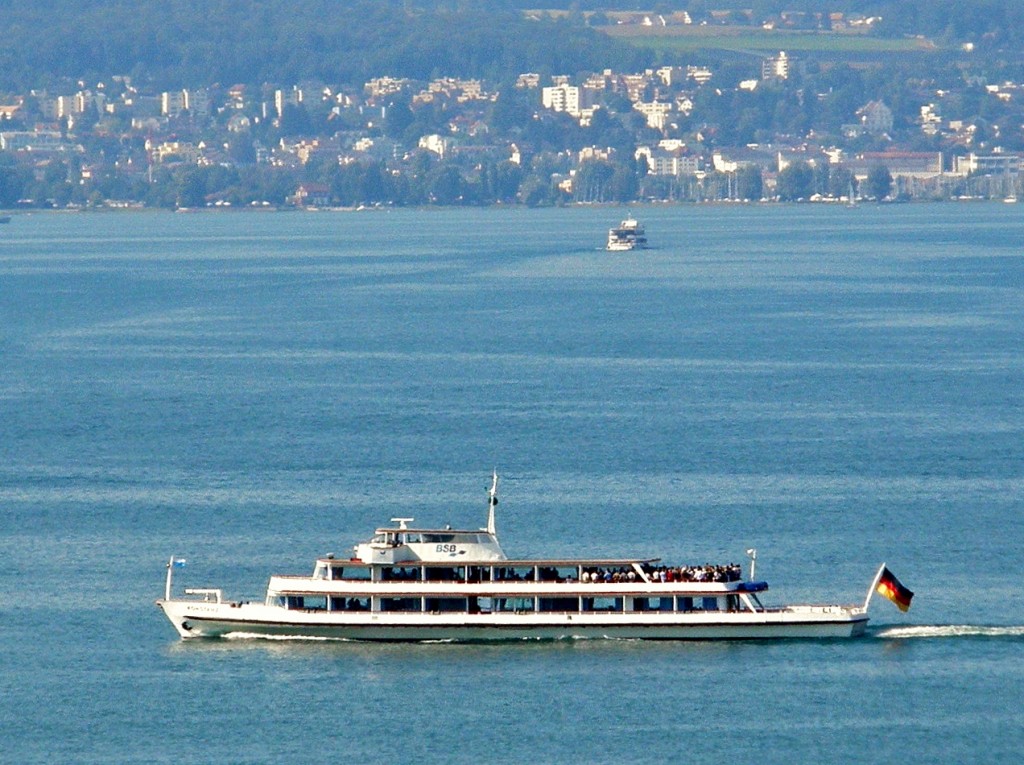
(486, 471, 499, 535)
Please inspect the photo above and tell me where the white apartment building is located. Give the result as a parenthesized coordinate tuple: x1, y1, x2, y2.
(762, 51, 791, 81)
(656, 66, 686, 87)
(162, 90, 189, 117)
(635, 146, 700, 176)
(633, 101, 673, 131)
(542, 84, 587, 117)
(365, 77, 410, 98)
(954, 153, 1020, 175)
(857, 100, 893, 134)
(275, 87, 303, 117)
(152, 140, 200, 164)
(418, 134, 449, 157)
(0, 130, 74, 152)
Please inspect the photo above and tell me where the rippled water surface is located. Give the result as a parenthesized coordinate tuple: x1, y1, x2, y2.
(1, 205, 1022, 763)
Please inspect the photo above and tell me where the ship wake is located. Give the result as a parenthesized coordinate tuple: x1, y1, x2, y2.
(874, 624, 1024, 640)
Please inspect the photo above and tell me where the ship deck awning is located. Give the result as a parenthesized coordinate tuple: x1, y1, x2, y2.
(318, 557, 663, 568)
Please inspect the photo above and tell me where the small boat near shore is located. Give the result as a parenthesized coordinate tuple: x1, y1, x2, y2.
(606, 218, 647, 251)
(157, 474, 902, 642)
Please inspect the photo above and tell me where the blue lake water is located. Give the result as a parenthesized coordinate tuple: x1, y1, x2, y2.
(1, 204, 1022, 763)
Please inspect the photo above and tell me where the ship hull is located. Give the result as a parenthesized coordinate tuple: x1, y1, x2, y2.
(158, 599, 868, 642)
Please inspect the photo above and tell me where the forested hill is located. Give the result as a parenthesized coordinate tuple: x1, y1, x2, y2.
(0, 0, 648, 92)
(5, 0, 1024, 94)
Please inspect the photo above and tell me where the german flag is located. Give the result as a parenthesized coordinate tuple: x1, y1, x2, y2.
(876, 567, 914, 612)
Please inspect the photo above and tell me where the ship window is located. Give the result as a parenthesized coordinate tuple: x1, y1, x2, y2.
(422, 533, 456, 543)
(554, 566, 578, 582)
(405, 534, 422, 544)
(538, 597, 577, 613)
(582, 597, 622, 613)
(494, 597, 535, 613)
(425, 597, 468, 613)
(380, 567, 419, 581)
(633, 597, 674, 612)
(495, 566, 533, 582)
(702, 597, 720, 611)
(313, 563, 328, 579)
(677, 596, 695, 612)
(381, 597, 420, 612)
(300, 596, 327, 611)
(534, 566, 577, 582)
(333, 566, 370, 581)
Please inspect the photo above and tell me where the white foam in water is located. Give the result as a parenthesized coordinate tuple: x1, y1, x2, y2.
(224, 632, 353, 642)
(875, 625, 1024, 639)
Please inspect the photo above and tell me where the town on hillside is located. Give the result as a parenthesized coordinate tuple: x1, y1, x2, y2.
(2, 9, 1024, 209)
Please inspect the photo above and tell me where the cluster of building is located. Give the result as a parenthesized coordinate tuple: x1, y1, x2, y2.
(0, 74, 498, 185)
(527, 52, 1020, 200)
(0, 47, 1021, 207)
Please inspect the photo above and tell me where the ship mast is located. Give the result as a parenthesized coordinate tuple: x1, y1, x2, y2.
(486, 471, 498, 535)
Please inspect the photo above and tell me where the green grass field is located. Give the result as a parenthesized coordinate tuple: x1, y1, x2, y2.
(601, 26, 936, 55)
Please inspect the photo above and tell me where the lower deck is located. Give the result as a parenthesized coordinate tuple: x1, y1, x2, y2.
(271, 593, 751, 616)
(159, 598, 869, 641)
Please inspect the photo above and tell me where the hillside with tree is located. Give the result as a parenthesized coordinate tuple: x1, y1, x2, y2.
(0, 0, 648, 91)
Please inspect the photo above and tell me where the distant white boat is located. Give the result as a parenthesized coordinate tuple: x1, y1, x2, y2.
(606, 218, 647, 251)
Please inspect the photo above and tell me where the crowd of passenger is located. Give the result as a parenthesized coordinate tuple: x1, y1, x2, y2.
(536, 564, 744, 584)
(645, 564, 742, 583)
(580, 564, 742, 584)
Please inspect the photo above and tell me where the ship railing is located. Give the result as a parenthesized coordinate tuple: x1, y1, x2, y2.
(775, 604, 861, 615)
(184, 588, 223, 604)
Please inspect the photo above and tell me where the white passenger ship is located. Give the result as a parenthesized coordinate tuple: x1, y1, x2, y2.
(157, 474, 874, 641)
(606, 218, 648, 251)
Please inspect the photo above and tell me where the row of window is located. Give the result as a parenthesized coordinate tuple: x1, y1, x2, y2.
(314, 564, 642, 583)
(370, 533, 493, 545)
(272, 594, 744, 614)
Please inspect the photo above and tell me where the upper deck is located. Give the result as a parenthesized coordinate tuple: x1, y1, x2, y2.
(264, 558, 767, 620)
(326, 474, 747, 589)
(281, 558, 754, 594)
(271, 472, 755, 598)
(352, 474, 508, 564)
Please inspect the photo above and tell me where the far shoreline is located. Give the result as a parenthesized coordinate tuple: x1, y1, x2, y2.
(0, 195, 1013, 217)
